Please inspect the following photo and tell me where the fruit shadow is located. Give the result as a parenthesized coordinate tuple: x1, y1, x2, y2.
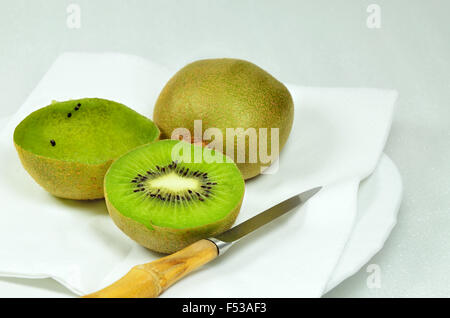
(52, 196, 108, 216)
(52, 196, 133, 258)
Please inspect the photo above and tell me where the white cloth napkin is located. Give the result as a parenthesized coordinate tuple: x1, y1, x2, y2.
(0, 53, 398, 297)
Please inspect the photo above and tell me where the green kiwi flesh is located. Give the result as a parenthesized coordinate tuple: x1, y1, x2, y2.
(104, 139, 245, 253)
(13, 98, 160, 200)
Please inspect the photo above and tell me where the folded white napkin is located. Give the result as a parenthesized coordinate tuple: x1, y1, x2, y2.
(0, 53, 399, 297)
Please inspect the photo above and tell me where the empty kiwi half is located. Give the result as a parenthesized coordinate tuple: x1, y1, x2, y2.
(104, 139, 245, 254)
(13, 98, 160, 200)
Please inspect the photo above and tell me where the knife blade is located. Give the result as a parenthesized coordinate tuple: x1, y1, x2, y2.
(84, 186, 322, 298)
(208, 186, 322, 254)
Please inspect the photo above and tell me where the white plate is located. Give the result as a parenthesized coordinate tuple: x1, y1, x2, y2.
(325, 154, 402, 293)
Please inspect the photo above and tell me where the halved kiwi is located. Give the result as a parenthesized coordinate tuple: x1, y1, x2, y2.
(104, 139, 245, 254)
(13, 98, 160, 200)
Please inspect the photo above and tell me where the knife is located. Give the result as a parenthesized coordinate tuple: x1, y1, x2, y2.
(83, 186, 321, 298)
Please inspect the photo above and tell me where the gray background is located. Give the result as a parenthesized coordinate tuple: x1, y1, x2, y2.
(0, 0, 449, 297)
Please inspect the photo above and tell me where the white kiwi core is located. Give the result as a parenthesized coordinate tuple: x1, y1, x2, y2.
(147, 172, 200, 192)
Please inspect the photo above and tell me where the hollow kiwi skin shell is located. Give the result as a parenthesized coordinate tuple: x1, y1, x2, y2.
(13, 98, 161, 200)
(105, 188, 244, 254)
(14, 143, 112, 200)
(153, 58, 294, 180)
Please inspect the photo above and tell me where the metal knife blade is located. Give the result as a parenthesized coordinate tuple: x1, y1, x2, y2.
(209, 186, 322, 254)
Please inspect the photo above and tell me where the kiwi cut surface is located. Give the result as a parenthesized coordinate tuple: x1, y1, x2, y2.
(104, 139, 245, 254)
(14, 98, 160, 200)
(153, 58, 294, 180)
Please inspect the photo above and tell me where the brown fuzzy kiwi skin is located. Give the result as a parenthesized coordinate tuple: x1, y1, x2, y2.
(14, 133, 161, 200)
(105, 187, 244, 254)
(153, 58, 294, 180)
(14, 143, 112, 200)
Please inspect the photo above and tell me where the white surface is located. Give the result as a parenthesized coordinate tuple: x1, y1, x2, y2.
(0, 0, 448, 297)
(0, 53, 396, 297)
(0, 153, 402, 297)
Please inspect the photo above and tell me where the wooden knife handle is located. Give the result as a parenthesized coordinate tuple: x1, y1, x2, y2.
(83, 239, 218, 298)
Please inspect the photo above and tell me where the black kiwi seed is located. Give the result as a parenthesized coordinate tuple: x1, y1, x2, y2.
(50, 140, 56, 146)
(77, 103, 81, 107)
(67, 113, 72, 118)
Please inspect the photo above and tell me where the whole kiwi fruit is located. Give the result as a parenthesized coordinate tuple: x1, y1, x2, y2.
(13, 98, 160, 200)
(153, 58, 294, 179)
(104, 139, 245, 253)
